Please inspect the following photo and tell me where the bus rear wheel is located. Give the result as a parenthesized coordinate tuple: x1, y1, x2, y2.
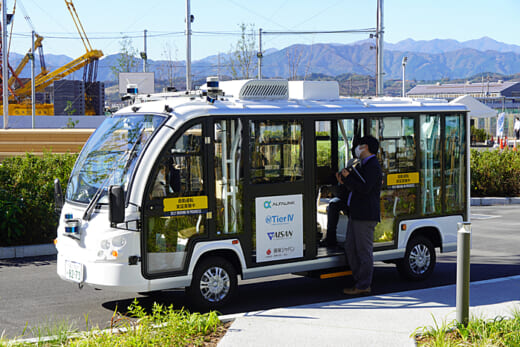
(397, 236, 436, 281)
(187, 256, 237, 310)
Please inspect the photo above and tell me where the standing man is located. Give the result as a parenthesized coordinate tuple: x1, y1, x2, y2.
(339, 135, 382, 295)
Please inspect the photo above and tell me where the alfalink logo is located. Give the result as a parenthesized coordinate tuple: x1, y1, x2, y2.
(263, 200, 295, 209)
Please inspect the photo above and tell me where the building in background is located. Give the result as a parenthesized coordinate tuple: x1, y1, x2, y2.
(407, 81, 520, 137)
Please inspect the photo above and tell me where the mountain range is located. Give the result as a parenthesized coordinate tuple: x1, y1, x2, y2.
(8, 37, 520, 83)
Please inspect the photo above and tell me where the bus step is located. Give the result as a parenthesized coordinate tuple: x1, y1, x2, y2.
(319, 270, 352, 279)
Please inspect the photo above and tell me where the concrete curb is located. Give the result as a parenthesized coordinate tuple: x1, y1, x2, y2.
(471, 197, 520, 206)
(8, 314, 236, 345)
(0, 243, 56, 260)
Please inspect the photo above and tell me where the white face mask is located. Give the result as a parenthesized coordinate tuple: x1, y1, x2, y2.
(355, 145, 364, 158)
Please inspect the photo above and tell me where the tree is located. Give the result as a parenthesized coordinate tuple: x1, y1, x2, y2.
(110, 36, 139, 79)
(286, 46, 304, 80)
(228, 23, 257, 79)
(160, 41, 179, 88)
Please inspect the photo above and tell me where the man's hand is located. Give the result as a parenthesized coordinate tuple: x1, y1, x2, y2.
(336, 171, 343, 184)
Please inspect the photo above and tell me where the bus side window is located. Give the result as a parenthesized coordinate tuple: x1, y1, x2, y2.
(249, 120, 303, 184)
(315, 121, 336, 187)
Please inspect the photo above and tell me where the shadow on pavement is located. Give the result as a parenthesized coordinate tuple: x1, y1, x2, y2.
(101, 262, 520, 317)
(0, 255, 56, 268)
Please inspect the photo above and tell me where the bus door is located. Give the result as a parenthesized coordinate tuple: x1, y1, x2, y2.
(314, 118, 362, 247)
(241, 118, 316, 266)
(141, 121, 212, 278)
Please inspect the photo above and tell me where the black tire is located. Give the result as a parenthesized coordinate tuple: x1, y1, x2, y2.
(187, 256, 237, 310)
(396, 236, 436, 281)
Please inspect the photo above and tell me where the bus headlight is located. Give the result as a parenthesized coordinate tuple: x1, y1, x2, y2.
(100, 240, 110, 250)
(112, 236, 127, 248)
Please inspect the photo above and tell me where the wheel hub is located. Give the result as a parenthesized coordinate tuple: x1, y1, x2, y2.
(210, 278, 224, 294)
(410, 244, 430, 274)
(200, 266, 230, 302)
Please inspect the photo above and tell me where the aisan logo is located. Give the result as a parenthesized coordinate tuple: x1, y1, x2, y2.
(266, 249, 272, 255)
(267, 230, 294, 240)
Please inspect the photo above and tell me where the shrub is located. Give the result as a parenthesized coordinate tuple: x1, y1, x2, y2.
(471, 149, 520, 197)
(0, 152, 77, 247)
(471, 126, 489, 143)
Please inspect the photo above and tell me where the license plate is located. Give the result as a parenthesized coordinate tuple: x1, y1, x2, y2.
(64, 260, 84, 283)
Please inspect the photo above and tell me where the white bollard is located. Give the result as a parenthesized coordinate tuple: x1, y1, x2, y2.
(456, 222, 471, 326)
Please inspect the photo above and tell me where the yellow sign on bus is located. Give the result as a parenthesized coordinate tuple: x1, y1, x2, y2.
(387, 172, 420, 186)
(163, 196, 208, 212)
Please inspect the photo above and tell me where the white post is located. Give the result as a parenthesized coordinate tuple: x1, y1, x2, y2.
(31, 30, 36, 128)
(376, 0, 384, 96)
(456, 222, 471, 326)
(185, 0, 192, 91)
(2, 0, 8, 128)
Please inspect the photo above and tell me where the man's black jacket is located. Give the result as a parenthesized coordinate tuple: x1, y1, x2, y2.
(342, 156, 382, 222)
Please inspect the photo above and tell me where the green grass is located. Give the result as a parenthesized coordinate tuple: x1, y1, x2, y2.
(415, 309, 520, 346)
(1, 299, 225, 347)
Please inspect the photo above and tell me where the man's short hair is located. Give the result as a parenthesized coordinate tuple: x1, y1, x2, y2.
(359, 135, 379, 155)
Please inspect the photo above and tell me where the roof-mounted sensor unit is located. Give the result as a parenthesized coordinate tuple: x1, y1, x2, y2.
(219, 79, 289, 100)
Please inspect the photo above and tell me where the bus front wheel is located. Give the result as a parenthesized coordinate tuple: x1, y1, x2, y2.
(187, 256, 237, 309)
(396, 236, 436, 281)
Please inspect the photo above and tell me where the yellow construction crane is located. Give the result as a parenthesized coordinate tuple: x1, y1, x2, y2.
(8, 33, 47, 88)
(12, 0, 103, 99)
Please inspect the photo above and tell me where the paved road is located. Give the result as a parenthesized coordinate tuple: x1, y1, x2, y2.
(1, 205, 519, 339)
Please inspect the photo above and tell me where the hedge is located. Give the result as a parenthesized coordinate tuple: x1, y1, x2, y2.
(0, 152, 77, 247)
(471, 149, 520, 197)
(0, 149, 519, 247)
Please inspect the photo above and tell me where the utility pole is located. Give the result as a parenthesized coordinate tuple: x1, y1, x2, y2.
(257, 28, 263, 79)
(401, 56, 407, 98)
(31, 30, 36, 128)
(141, 29, 147, 73)
(185, 0, 192, 91)
(376, 0, 384, 96)
(2, 0, 8, 128)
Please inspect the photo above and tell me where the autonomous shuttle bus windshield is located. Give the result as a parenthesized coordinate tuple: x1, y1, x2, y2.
(55, 79, 469, 308)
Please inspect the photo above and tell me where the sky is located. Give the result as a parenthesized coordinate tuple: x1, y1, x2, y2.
(4, 0, 520, 62)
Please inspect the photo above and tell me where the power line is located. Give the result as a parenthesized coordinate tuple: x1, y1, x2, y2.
(263, 28, 376, 35)
(10, 31, 185, 40)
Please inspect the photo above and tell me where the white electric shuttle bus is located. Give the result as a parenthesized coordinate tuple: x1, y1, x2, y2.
(55, 79, 470, 308)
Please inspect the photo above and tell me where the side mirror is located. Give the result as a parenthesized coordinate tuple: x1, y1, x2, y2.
(54, 178, 64, 215)
(108, 185, 125, 225)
